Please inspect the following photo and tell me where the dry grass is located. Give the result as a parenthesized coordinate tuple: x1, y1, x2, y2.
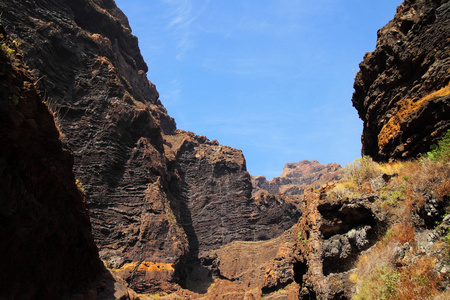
(396, 256, 440, 300)
(386, 220, 415, 245)
(345, 153, 450, 299)
(352, 235, 441, 300)
(332, 133, 450, 299)
(351, 241, 400, 300)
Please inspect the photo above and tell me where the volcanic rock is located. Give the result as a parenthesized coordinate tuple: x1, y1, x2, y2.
(0, 25, 103, 299)
(252, 160, 343, 196)
(292, 187, 386, 299)
(352, 0, 450, 161)
(0, 0, 302, 293)
(0, 0, 189, 292)
(166, 131, 301, 257)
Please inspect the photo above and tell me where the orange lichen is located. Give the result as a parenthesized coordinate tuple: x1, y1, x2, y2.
(119, 261, 175, 273)
(378, 83, 450, 149)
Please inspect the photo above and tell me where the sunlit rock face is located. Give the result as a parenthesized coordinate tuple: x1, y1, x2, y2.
(252, 160, 344, 196)
(0, 0, 301, 293)
(0, 0, 188, 292)
(352, 0, 450, 161)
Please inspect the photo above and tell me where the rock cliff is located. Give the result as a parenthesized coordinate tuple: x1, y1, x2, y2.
(252, 160, 343, 196)
(352, 0, 450, 161)
(167, 131, 300, 257)
(3, 0, 449, 298)
(0, 25, 103, 299)
(0, 0, 300, 293)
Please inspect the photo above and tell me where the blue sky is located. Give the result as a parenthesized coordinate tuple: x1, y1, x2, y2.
(115, 0, 403, 179)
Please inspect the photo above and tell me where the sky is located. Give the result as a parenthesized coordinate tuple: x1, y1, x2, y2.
(115, 0, 403, 179)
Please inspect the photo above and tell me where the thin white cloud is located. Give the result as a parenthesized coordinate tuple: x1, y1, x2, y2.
(162, 0, 209, 61)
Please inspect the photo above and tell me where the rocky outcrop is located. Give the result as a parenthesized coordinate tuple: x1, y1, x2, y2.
(292, 187, 386, 299)
(0, 0, 301, 293)
(201, 228, 301, 299)
(173, 185, 387, 299)
(352, 0, 450, 161)
(253, 160, 343, 196)
(0, 25, 103, 299)
(167, 131, 301, 258)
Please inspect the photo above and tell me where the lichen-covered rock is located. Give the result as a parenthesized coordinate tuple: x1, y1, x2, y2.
(352, 0, 450, 161)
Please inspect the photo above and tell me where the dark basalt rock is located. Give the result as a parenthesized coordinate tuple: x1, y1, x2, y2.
(1, 0, 302, 293)
(0, 25, 103, 300)
(352, 0, 450, 161)
(166, 131, 301, 257)
(0, 0, 187, 292)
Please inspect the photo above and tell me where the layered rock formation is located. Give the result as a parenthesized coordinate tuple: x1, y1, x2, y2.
(352, 0, 450, 161)
(4, 0, 449, 298)
(181, 186, 386, 299)
(253, 160, 343, 196)
(167, 131, 300, 258)
(0, 0, 300, 293)
(0, 25, 103, 299)
(1, 0, 187, 292)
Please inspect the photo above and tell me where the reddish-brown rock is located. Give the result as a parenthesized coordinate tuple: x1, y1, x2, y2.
(352, 0, 450, 161)
(292, 187, 386, 299)
(253, 160, 343, 196)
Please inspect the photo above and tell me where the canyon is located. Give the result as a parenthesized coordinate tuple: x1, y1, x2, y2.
(0, 0, 449, 299)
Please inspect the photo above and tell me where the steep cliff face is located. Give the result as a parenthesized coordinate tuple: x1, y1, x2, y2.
(0, 0, 301, 293)
(0, 0, 187, 292)
(0, 26, 103, 299)
(167, 131, 300, 258)
(352, 0, 450, 161)
(253, 160, 343, 196)
(181, 186, 387, 299)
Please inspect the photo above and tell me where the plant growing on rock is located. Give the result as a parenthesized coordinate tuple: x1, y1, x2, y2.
(344, 156, 382, 190)
(422, 130, 450, 164)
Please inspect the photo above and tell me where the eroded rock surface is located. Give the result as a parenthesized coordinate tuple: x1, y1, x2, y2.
(0, 25, 103, 300)
(253, 160, 343, 196)
(292, 187, 385, 299)
(352, 0, 450, 161)
(167, 131, 301, 258)
(1, 0, 302, 293)
(0, 0, 188, 292)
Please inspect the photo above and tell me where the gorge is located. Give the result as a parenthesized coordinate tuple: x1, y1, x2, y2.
(0, 0, 449, 299)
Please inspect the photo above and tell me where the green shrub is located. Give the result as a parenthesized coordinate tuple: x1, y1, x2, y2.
(422, 130, 450, 163)
(353, 265, 399, 300)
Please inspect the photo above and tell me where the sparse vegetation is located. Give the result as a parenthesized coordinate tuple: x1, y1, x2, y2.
(422, 130, 450, 164)
(347, 132, 450, 299)
(1, 37, 21, 58)
(297, 231, 306, 244)
(75, 179, 85, 193)
(344, 156, 382, 190)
